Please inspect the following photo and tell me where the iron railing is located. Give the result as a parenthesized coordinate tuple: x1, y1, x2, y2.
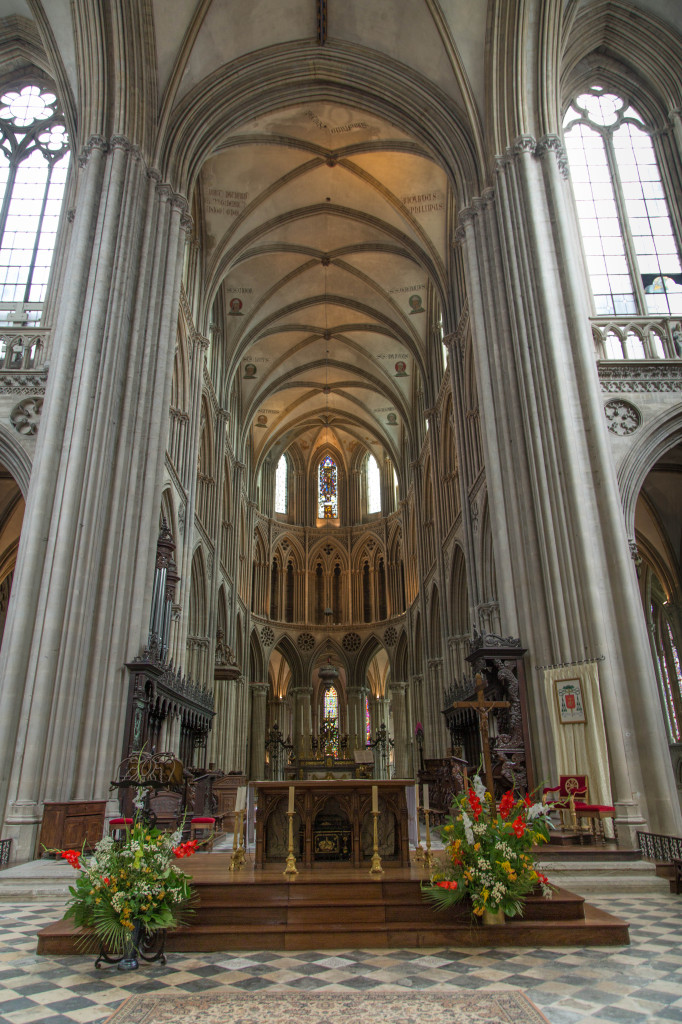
(637, 830, 682, 862)
(0, 838, 12, 867)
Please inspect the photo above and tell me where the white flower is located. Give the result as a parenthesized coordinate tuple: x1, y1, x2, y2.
(525, 801, 548, 822)
(473, 823, 486, 836)
(461, 811, 475, 845)
(472, 775, 487, 802)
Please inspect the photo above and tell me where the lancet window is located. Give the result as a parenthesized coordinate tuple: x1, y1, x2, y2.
(563, 87, 682, 321)
(367, 454, 381, 514)
(0, 86, 70, 324)
(318, 456, 338, 519)
(275, 453, 287, 514)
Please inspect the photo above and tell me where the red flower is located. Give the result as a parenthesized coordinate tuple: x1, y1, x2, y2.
(436, 880, 458, 890)
(173, 839, 199, 859)
(60, 849, 81, 869)
(498, 791, 515, 820)
(467, 788, 483, 821)
(524, 793, 532, 807)
(511, 816, 526, 838)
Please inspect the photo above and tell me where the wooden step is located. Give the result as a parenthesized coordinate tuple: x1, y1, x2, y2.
(36, 861, 629, 954)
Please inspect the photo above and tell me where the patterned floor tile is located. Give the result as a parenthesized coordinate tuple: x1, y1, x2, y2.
(0, 893, 680, 1022)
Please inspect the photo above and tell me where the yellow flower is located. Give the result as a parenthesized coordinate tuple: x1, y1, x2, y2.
(473, 905, 484, 917)
(481, 888, 489, 904)
(474, 842, 481, 851)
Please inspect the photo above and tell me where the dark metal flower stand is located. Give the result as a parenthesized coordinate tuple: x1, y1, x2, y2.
(95, 922, 167, 970)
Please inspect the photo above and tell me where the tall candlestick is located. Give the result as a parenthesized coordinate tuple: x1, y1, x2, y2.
(372, 784, 378, 814)
(423, 783, 429, 811)
(414, 782, 420, 810)
(288, 785, 295, 814)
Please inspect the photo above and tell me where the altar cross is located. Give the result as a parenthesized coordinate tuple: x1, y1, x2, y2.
(451, 673, 510, 798)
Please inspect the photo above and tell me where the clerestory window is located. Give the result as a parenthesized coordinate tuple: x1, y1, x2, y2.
(275, 453, 288, 514)
(367, 453, 381, 514)
(563, 87, 682, 320)
(0, 86, 70, 325)
(318, 455, 338, 519)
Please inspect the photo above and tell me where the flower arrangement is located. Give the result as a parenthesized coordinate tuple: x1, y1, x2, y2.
(60, 821, 196, 952)
(423, 776, 554, 920)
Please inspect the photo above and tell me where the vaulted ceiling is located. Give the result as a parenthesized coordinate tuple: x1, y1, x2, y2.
(201, 103, 450, 474)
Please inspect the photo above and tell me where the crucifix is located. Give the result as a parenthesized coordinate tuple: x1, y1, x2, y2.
(451, 673, 509, 797)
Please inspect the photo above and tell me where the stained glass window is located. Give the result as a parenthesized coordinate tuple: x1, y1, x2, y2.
(323, 686, 339, 755)
(365, 695, 371, 745)
(0, 86, 70, 324)
(318, 455, 338, 519)
(564, 87, 682, 319)
(275, 453, 287, 513)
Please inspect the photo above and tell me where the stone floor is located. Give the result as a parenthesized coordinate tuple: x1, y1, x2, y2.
(0, 894, 681, 1024)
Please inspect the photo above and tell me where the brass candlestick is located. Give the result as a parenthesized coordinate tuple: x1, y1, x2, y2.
(413, 801, 425, 864)
(423, 807, 434, 871)
(283, 810, 298, 877)
(229, 808, 245, 871)
(369, 809, 383, 875)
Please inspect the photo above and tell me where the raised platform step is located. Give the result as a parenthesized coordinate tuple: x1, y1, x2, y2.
(539, 857, 669, 894)
(36, 855, 629, 953)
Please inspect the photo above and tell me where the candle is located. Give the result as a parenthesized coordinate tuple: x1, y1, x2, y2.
(423, 784, 429, 811)
(414, 782, 420, 811)
(372, 784, 378, 814)
(288, 785, 295, 814)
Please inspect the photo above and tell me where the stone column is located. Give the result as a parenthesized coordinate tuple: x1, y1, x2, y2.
(0, 137, 189, 859)
(346, 684, 367, 753)
(210, 662, 241, 770)
(458, 133, 682, 839)
(424, 658, 446, 758)
(389, 681, 409, 778)
(248, 683, 270, 781)
(290, 685, 313, 757)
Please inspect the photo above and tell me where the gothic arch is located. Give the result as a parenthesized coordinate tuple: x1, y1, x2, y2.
(618, 407, 682, 540)
(249, 627, 264, 683)
(270, 634, 303, 692)
(561, 2, 682, 122)
(394, 630, 409, 681)
(450, 544, 470, 634)
(429, 584, 442, 658)
(0, 426, 31, 500)
(188, 546, 208, 638)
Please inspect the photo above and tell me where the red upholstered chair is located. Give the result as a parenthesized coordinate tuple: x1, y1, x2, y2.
(108, 817, 133, 841)
(190, 816, 216, 851)
(572, 790, 617, 846)
(542, 775, 588, 831)
(544, 776, 616, 845)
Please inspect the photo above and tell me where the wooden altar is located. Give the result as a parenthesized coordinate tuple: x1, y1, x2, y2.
(255, 780, 410, 869)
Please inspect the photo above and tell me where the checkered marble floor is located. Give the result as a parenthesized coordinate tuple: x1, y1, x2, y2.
(0, 895, 681, 1024)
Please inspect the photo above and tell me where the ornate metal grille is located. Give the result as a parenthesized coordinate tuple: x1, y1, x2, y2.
(637, 831, 682, 861)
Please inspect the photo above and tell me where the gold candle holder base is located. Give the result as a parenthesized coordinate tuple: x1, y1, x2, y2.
(283, 810, 298, 877)
(412, 843, 425, 865)
(369, 809, 383, 875)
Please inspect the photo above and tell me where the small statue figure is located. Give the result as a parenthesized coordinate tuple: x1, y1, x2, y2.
(215, 628, 238, 667)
